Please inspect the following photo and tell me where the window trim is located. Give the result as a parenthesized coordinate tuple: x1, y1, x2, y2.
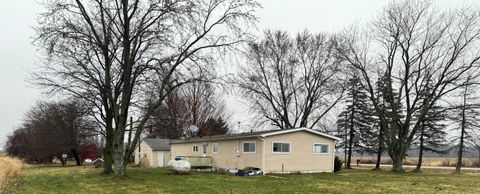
(212, 143, 219, 154)
(272, 141, 292, 154)
(313, 143, 330, 154)
(242, 141, 256, 153)
(192, 145, 199, 152)
(202, 143, 207, 155)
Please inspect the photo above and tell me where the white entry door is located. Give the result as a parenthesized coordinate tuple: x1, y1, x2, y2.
(157, 152, 164, 167)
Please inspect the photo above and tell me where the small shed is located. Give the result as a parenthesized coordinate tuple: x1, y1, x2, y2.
(134, 138, 171, 167)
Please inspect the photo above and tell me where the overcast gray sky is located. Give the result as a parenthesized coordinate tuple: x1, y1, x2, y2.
(1, 0, 478, 147)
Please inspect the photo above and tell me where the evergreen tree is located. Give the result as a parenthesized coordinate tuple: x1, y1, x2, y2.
(450, 80, 480, 174)
(336, 111, 349, 163)
(336, 75, 374, 168)
(413, 104, 447, 171)
(198, 117, 230, 137)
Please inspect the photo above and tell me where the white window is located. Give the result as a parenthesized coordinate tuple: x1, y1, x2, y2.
(313, 143, 329, 154)
(242, 141, 256, 153)
(272, 142, 291, 153)
(192, 145, 199, 152)
(213, 143, 219, 153)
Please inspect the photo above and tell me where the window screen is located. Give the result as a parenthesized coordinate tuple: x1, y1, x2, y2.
(314, 144, 329, 154)
(243, 142, 256, 153)
(273, 142, 291, 153)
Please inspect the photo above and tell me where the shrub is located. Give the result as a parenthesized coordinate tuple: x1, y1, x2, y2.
(334, 156, 342, 172)
(78, 144, 101, 162)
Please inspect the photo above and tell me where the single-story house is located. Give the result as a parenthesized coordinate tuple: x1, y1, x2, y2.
(134, 138, 171, 167)
(170, 127, 340, 173)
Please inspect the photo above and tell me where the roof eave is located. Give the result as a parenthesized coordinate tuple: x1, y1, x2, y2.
(260, 127, 341, 141)
(152, 148, 171, 151)
(170, 135, 260, 144)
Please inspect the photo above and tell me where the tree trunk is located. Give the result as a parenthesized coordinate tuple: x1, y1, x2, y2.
(391, 152, 405, 172)
(347, 126, 354, 168)
(103, 137, 114, 174)
(113, 126, 126, 176)
(456, 127, 465, 174)
(456, 88, 467, 174)
(347, 93, 356, 169)
(374, 124, 385, 170)
(344, 141, 347, 165)
(112, 0, 133, 177)
(344, 113, 348, 164)
(389, 139, 407, 172)
(113, 142, 125, 176)
(71, 148, 82, 166)
(414, 125, 425, 172)
(374, 149, 382, 170)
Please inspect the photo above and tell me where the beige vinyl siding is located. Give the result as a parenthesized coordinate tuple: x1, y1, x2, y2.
(210, 138, 262, 170)
(134, 141, 154, 166)
(170, 138, 263, 170)
(170, 129, 337, 173)
(264, 131, 335, 173)
(134, 141, 171, 167)
(170, 142, 204, 157)
(163, 151, 171, 166)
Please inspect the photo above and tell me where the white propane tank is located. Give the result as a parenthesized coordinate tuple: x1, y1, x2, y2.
(172, 160, 191, 173)
(167, 159, 175, 167)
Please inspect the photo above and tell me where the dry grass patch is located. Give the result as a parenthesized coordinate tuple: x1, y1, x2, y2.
(0, 155, 23, 192)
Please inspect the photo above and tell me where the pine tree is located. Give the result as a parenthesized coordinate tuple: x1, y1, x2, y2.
(336, 75, 374, 168)
(413, 104, 447, 171)
(198, 117, 230, 137)
(450, 81, 480, 173)
(336, 111, 349, 163)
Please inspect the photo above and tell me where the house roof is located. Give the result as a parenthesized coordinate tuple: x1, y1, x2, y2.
(143, 138, 170, 151)
(260, 127, 341, 141)
(171, 127, 341, 144)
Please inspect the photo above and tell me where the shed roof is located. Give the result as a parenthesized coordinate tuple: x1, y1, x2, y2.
(171, 127, 340, 143)
(143, 138, 170, 151)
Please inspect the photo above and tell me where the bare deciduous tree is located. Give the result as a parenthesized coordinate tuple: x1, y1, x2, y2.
(145, 79, 230, 139)
(337, 0, 480, 172)
(5, 100, 97, 165)
(145, 93, 190, 139)
(34, 0, 259, 176)
(236, 30, 346, 129)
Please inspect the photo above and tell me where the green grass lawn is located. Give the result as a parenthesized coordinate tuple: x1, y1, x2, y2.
(13, 165, 480, 194)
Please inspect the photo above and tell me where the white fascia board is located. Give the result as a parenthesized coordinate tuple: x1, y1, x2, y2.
(260, 127, 341, 141)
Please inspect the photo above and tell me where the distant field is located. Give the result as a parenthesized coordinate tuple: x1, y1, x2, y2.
(350, 156, 480, 167)
(12, 164, 480, 194)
